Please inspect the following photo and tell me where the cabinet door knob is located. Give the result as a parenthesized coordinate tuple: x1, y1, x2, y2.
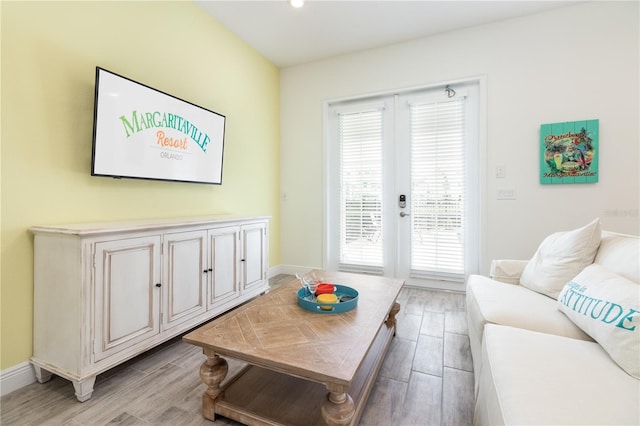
(208, 268, 213, 272)
(241, 259, 245, 262)
(203, 269, 208, 274)
(155, 283, 161, 287)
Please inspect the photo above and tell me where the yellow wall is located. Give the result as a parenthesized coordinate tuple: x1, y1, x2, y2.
(1, 1, 280, 369)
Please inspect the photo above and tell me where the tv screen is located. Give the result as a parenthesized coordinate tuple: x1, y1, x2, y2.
(91, 67, 225, 184)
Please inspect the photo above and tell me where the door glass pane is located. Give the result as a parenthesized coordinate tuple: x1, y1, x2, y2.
(410, 98, 465, 276)
(338, 109, 384, 269)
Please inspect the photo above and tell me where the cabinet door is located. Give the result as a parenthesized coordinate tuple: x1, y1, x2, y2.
(241, 222, 268, 291)
(208, 226, 240, 308)
(94, 236, 161, 362)
(162, 230, 207, 331)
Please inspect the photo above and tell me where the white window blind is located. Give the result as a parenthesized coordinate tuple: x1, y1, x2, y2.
(338, 108, 384, 271)
(409, 96, 465, 279)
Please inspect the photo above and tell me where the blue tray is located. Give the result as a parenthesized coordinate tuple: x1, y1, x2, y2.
(297, 284, 359, 314)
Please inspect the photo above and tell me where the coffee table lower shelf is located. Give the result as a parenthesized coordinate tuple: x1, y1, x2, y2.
(211, 322, 395, 426)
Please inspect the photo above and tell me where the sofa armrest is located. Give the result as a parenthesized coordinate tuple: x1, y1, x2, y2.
(489, 259, 529, 284)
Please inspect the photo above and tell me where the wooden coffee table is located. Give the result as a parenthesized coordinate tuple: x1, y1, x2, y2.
(183, 271, 403, 426)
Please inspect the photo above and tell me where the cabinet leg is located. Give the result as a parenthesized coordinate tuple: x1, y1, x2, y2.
(199, 349, 228, 421)
(32, 364, 53, 384)
(72, 376, 96, 402)
(321, 384, 355, 426)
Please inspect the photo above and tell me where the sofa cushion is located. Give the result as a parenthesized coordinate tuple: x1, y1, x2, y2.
(467, 275, 593, 344)
(466, 275, 593, 394)
(558, 264, 640, 379)
(475, 325, 640, 425)
(595, 231, 640, 283)
(520, 218, 601, 299)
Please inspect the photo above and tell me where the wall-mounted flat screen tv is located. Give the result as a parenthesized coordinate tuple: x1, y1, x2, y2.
(91, 67, 225, 184)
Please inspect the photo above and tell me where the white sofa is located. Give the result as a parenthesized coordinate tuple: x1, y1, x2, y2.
(466, 226, 640, 425)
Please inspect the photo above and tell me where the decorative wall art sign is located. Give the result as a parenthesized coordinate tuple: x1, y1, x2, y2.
(540, 119, 599, 184)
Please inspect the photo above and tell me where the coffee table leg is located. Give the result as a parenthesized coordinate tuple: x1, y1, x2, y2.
(199, 349, 228, 421)
(321, 383, 355, 425)
(386, 301, 401, 331)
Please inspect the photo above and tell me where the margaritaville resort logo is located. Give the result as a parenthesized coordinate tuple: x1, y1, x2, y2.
(119, 110, 211, 157)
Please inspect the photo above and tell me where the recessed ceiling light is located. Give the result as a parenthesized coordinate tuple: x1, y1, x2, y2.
(290, 0, 304, 8)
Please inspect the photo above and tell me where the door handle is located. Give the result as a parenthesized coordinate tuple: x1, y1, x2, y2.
(400, 211, 410, 217)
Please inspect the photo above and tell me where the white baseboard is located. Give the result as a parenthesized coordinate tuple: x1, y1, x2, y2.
(270, 264, 322, 277)
(0, 361, 36, 397)
(267, 264, 284, 278)
(270, 264, 467, 292)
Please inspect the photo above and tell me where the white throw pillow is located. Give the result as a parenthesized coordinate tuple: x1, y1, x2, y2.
(520, 218, 601, 299)
(557, 264, 640, 379)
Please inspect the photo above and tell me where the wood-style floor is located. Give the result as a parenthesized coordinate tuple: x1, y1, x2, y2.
(1, 274, 474, 426)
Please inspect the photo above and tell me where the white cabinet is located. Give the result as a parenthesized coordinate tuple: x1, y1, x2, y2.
(208, 226, 240, 308)
(241, 222, 269, 291)
(94, 236, 162, 362)
(30, 216, 269, 402)
(162, 230, 207, 332)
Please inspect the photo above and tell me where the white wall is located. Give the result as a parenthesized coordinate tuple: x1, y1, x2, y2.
(280, 1, 639, 275)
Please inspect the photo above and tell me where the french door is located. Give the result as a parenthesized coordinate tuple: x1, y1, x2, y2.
(325, 81, 481, 290)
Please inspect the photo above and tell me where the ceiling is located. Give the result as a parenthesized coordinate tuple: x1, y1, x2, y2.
(196, 0, 579, 68)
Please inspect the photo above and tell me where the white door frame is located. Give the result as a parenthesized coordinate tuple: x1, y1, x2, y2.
(323, 76, 487, 291)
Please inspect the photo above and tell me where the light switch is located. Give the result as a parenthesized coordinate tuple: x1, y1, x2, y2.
(496, 165, 506, 178)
